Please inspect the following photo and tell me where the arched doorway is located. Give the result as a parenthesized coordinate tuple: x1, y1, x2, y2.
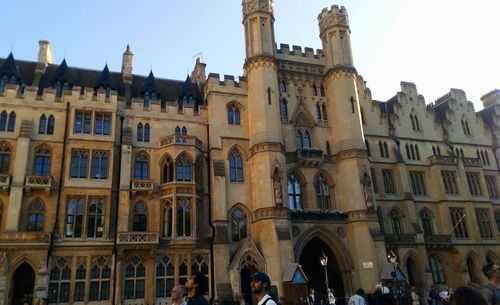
(299, 237, 345, 305)
(12, 262, 36, 305)
(405, 257, 416, 286)
(241, 265, 258, 305)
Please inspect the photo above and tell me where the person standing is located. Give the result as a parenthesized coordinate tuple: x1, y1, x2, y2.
(185, 271, 210, 305)
(427, 285, 440, 305)
(370, 285, 383, 305)
(250, 272, 277, 305)
(348, 289, 367, 305)
(410, 286, 420, 305)
(327, 289, 336, 305)
(440, 286, 454, 305)
(480, 263, 500, 305)
(451, 286, 487, 305)
(172, 285, 187, 305)
(309, 289, 316, 305)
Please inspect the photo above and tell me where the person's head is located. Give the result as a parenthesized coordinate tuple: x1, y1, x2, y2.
(448, 285, 454, 293)
(171, 285, 187, 303)
(185, 271, 207, 295)
(482, 263, 500, 283)
(411, 286, 417, 292)
(375, 284, 382, 291)
(251, 272, 271, 295)
(355, 289, 365, 297)
(431, 285, 436, 291)
(39, 299, 47, 305)
(451, 286, 487, 305)
(309, 288, 314, 294)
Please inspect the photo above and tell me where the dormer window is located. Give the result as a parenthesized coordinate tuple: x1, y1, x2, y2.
(312, 85, 318, 97)
(105, 86, 111, 99)
(280, 80, 287, 93)
(55, 81, 69, 98)
(144, 92, 150, 108)
(0, 76, 7, 92)
(8, 75, 16, 85)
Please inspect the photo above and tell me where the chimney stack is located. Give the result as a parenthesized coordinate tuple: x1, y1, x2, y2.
(121, 44, 133, 83)
(37, 40, 54, 66)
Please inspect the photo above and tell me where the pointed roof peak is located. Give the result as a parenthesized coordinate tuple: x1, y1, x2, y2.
(141, 70, 158, 94)
(51, 59, 71, 86)
(94, 64, 115, 90)
(0, 52, 23, 84)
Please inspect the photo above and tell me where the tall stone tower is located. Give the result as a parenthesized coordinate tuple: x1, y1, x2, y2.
(242, 0, 294, 295)
(318, 5, 385, 290)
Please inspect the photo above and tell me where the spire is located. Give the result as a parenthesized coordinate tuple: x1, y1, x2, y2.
(51, 59, 72, 87)
(94, 64, 115, 90)
(0, 53, 23, 85)
(141, 70, 158, 95)
(178, 75, 200, 110)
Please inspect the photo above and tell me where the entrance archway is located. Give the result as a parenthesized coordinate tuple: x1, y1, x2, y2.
(299, 237, 345, 305)
(405, 257, 416, 286)
(12, 262, 36, 305)
(241, 265, 258, 305)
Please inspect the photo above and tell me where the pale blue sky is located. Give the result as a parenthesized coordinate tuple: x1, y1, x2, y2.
(2, 0, 498, 108)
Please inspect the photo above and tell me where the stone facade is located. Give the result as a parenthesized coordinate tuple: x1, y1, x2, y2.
(0, 1, 499, 305)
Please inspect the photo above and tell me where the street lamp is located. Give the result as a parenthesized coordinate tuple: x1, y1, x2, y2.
(387, 253, 399, 305)
(320, 252, 329, 300)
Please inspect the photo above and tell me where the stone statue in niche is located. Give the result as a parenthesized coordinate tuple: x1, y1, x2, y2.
(273, 168, 283, 207)
(361, 172, 374, 210)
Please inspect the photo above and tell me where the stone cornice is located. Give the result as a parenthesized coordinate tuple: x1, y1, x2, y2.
(324, 66, 357, 80)
(244, 55, 277, 72)
(252, 207, 290, 223)
(332, 148, 368, 163)
(249, 142, 284, 157)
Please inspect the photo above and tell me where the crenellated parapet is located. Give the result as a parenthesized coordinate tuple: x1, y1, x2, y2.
(318, 5, 349, 35)
(277, 44, 324, 59)
(242, 0, 273, 17)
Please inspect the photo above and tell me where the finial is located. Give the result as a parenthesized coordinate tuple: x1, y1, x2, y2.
(126, 44, 130, 52)
(10, 43, 13, 53)
(63, 50, 67, 60)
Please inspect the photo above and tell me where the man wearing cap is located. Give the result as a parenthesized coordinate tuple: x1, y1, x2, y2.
(251, 272, 277, 305)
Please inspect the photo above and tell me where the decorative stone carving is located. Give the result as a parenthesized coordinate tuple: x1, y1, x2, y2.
(249, 142, 283, 156)
(242, 0, 273, 16)
(252, 207, 290, 222)
(333, 148, 367, 163)
(361, 172, 374, 209)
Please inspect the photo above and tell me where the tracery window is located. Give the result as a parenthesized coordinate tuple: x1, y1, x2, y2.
(315, 174, 331, 210)
(0, 143, 11, 174)
(94, 112, 111, 136)
(162, 201, 173, 238)
(48, 258, 71, 303)
(176, 199, 192, 238)
(389, 208, 404, 234)
(91, 151, 109, 180)
(419, 208, 434, 236)
(450, 207, 468, 238)
(132, 202, 147, 232)
(70, 149, 89, 179)
(280, 98, 288, 120)
(124, 256, 146, 300)
(162, 156, 174, 183)
(176, 154, 191, 182)
(288, 174, 302, 210)
(34, 144, 51, 176)
(228, 105, 241, 125)
(89, 257, 111, 301)
(231, 208, 247, 242)
(156, 256, 175, 298)
(65, 196, 84, 238)
(74, 264, 86, 302)
(7, 111, 15, 132)
(429, 255, 445, 284)
(27, 199, 44, 232)
(134, 151, 150, 180)
(229, 149, 243, 182)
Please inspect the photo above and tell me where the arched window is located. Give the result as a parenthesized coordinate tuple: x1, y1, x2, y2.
(0, 143, 11, 174)
(162, 156, 174, 183)
(137, 123, 143, 142)
(143, 92, 150, 108)
(156, 256, 175, 298)
(410, 145, 415, 160)
(322, 104, 328, 121)
(437, 147, 441, 156)
(280, 99, 288, 119)
(162, 201, 173, 238)
(419, 209, 434, 236)
(459, 148, 464, 158)
(384, 142, 389, 158)
(227, 106, 241, 125)
(365, 140, 371, 157)
(65, 196, 84, 238)
(47, 115, 55, 135)
(0, 111, 7, 131)
(229, 149, 243, 182)
(415, 115, 420, 130)
(27, 199, 44, 232)
(195, 156, 203, 186)
(405, 143, 411, 160)
(176, 199, 191, 237)
(466, 257, 480, 284)
(379, 142, 384, 157)
(175, 126, 181, 135)
(134, 151, 149, 180)
(433, 146, 437, 156)
(389, 208, 404, 234)
(280, 80, 287, 93)
(326, 141, 331, 156)
(485, 151, 491, 165)
(181, 126, 187, 136)
(288, 174, 302, 210)
(312, 84, 318, 96)
(91, 151, 108, 180)
(410, 114, 416, 130)
(34, 145, 51, 176)
(231, 208, 247, 242)
(296, 131, 303, 150)
(7, 112, 15, 132)
(105, 86, 111, 99)
(315, 174, 331, 210)
(360, 108, 366, 124)
(320, 85, 325, 97)
(74, 264, 86, 301)
(316, 103, 322, 120)
(39, 114, 47, 134)
(132, 202, 147, 231)
(176, 154, 191, 182)
(89, 257, 111, 301)
(87, 197, 105, 238)
(465, 121, 471, 135)
(0, 76, 7, 92)
(124, 256, 145, 299)
(144, 124, 150, 142)
(70, 150, 88, 179)
(303, 131, 311, 148)
(48, 259, 71, 303)
(429, 255, 445, 284)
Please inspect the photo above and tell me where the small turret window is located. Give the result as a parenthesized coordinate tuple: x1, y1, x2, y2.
(320, 85, 325, 97)
(227, 106, 241, 125)
(312, 85, 318, 97)
(280, 99, 288, 120)
(144, 92, 150, 108)
(280, 80, 287, 93)
(267, 88, 272, 105)
(0, 76, 7, 92)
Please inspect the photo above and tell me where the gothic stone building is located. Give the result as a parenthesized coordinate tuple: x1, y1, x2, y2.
(0, 1, 499, 305)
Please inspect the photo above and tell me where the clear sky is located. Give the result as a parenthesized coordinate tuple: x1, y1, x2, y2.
(1, 0, 498, 109)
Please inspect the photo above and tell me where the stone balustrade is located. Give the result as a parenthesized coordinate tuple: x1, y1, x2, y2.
(117, 232, 159, 245)
(131, 179, 154, 193)
(25, 175, 52, 193)
(429, 155, 458, 165)
(159, 134, 203, 150)
(296, 148, 324, 167)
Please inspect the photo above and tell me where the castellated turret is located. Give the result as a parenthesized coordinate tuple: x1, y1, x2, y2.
(242, 0, 276, 59)
(318, 5, 354, 68)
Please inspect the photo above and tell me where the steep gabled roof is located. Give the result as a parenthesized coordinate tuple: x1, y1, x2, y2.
(141, 71, 158, 95)
(93, 64, 115, 90)
(50, 59, 72, 86)
(0, 53, 23, 85)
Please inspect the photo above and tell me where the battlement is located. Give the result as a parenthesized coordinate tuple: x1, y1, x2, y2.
(242, 0, 273, 17)
(481, 89, 500, 108)
(318, 5, 349, 34)
(207, 73, 248, 88)
(276, 43, 323, 59)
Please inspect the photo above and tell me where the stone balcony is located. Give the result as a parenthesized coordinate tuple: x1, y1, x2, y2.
(384, 234, 417, 245)
(424, 234, 453, 249)
(462, 157, 482, 167)
(159, 134, 203, 150)
(428, 155, 458, 166)
(117, 232, 159, 246)
(296, 148, 324, 167)
(131, 179, 154, 196)
(159, 182, 196, 197)
(0, 174, 10, 191)
(25, 175, 52, 193)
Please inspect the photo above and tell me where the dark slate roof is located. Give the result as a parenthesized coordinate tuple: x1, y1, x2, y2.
(478, 103, 497, 126)
(432, 99, 450, 122)
(0, 55, 198, 103)
(177, 75, 203, 109)
(376, 95, 397, 115)
(141, 71, 158, 95)
(0, 53, 25, 85)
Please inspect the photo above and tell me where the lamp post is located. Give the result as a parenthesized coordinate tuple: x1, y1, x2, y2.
(388, 253, 399, 305)
(320, 252, 329, 305)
